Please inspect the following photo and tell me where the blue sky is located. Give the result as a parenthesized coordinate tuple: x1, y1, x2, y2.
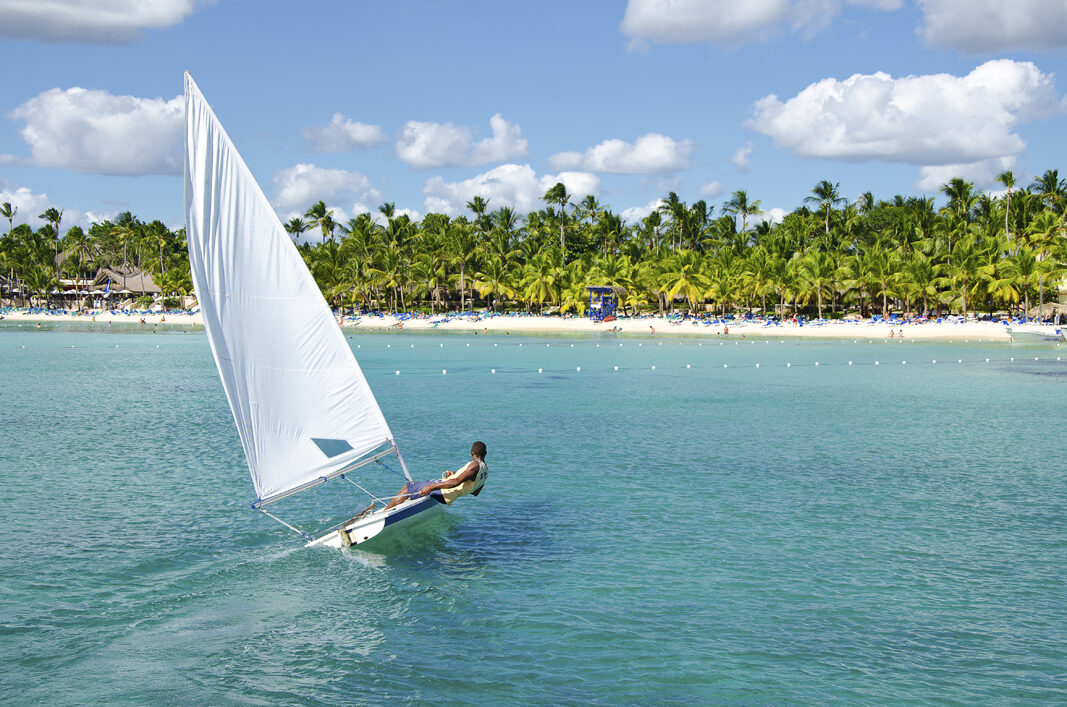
(2, 0, 1066, 236)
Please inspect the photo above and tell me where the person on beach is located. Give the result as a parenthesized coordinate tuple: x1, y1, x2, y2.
(649, 325, 655, 335)
(381, 441, 488, 511)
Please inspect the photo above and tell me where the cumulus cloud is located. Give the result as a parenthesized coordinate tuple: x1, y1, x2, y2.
(748, 60, 1064, 174)
(0, 0, 200, 43)
(302, 113, 387, 153)
(422, 164, 599, 216)
(396, 114, 528, 169)
(548, 133, 694, 174)
(763, 207, 788, 225)
(918, 0, 1067, 53)
(699, 181, 724, 199)
(621, 199, 666, 224)
(915, 156, 1017, 192)
(0, 185, 53, 227)
(8, 87, 183, 175)
(620, 0, 899, 48)
(272, 163, 381, 214)
(731, 142, 754, 171)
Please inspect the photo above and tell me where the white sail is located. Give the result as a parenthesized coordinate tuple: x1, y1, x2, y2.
(183, 73, 396, 505)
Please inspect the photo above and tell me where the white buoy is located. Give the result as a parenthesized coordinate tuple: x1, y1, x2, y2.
(538, 368, 542, 373)
(652, 365, 657, 370)
(387, 344, 390, 348)
(576, 367, 581, 372)
(395, 370, 400, 375)
(815, 361, 819, 366)
(902, 361, 906, 365)
(875, 361, 880, 365)
(410, 344, 414, 348)
(848, 361, 852, 365)
(932, 360, 936, 364)
(723, 363, 728, 368)
(755, 363, 760, 368)
(614, 366, 618, 371)
(442, 369, 447, 374)
(491, 369, 496, 374)
(1035, 357, 1039, 361)
(686, 364, 690, 369)
(787, 363, 791, 367)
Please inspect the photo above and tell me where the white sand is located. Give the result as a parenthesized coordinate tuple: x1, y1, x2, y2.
(1, 308, 1030, 341)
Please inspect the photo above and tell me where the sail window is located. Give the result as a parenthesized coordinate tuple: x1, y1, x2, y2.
(312, 438, 355, 458)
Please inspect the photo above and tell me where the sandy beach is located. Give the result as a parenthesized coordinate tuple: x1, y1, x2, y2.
(3, 307, 1060, 342)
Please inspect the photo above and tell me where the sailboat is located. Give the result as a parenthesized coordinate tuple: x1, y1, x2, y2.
(184, 73, 441, 549)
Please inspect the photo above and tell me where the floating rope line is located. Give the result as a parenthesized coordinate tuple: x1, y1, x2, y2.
(367, 355, 1066, 377)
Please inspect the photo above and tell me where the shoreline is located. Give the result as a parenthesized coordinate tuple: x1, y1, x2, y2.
(2, 307, 1061, 342)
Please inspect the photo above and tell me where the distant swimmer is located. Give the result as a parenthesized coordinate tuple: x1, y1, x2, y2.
(382, 441, 488, 510)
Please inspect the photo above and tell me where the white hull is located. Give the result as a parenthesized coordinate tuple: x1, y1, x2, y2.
(306, 495, 443, 549)
(1007, 327, 1066, 343)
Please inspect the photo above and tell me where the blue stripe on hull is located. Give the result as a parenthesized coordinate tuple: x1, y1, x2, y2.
(384, 497, 440, 526)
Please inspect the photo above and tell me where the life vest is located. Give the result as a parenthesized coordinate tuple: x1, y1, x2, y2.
(439, 460, 487, 505)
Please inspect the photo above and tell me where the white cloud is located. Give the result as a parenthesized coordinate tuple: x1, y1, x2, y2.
(699, 181, 724, 199)
(422, 164, 599, 216)
(621, 199, 666, 224)
(302, 113, 387, 153)
(547, 133, 694, 174)
(918, 0, 1067, 53)
(0, 0, 200, 43)
(915, 156, 1016, 192)
(731, 142, 754, 171)
(272, 163, 381, 214)
(620, 0, 898, 48)
(0, 185, 52, 227)
(748, 60, 1064, 173)
(763, 207, 788, 225)
(8, 87, 183, 175)
(396, 114, 528, 169)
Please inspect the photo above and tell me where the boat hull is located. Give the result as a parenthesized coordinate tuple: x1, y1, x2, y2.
(1007, 327, 1066, 343)
(306, 495, 443, 549)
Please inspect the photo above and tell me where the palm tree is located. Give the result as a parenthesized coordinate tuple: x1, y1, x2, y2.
(996, 170, 1016, 245)
(444, 223, 480, 311)
(39, 207, 62, 270)
(466, 195, 491, 234)
(304, 201, 338, 243)
(1031, 169, 1066, 214)
(940, 178, 975, 221)
(999, 247, 1039, 316)
(0, 202, 15, 234)
(658, 250, 707, 313)
(542, 182, 571, 256)
(798, 249, 836, 318)
(62, 225, 95, 309)
(722, 189, 762, 233)
(284, 217, 307, 244)
(472, 257, 515, 311)
(804, 180, 845, 235)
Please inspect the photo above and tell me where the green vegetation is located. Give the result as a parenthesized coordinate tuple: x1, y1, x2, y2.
(3, 172, 1067, 317)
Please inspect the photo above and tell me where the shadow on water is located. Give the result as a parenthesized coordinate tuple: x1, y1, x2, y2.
(345, 496, 565, 576)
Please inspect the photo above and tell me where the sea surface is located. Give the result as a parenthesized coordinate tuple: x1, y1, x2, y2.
(2, 322, 1066, 704)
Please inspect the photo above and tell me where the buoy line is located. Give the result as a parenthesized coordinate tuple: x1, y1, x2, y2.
(371, 355, 1065, 377)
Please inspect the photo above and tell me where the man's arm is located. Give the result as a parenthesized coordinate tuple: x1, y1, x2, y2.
(420, 461, 478, 495)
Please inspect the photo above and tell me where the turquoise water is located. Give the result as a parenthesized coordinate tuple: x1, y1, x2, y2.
(2, 322, 1066, 704)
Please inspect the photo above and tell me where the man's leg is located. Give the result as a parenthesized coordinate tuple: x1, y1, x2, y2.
(383, 483, 412, 510)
